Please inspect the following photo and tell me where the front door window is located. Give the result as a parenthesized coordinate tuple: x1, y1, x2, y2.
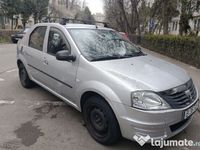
(47, 27, 71, 55)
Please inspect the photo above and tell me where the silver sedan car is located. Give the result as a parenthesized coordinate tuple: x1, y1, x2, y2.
(17, 23, 199, 145)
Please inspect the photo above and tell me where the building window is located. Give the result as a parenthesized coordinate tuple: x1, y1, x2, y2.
(175, 21, 178, 31)
(198, 19, 200, 30)
(172, 21, 178, 31)
(172, 22, 175, 31)
(194, 19, 197, 30)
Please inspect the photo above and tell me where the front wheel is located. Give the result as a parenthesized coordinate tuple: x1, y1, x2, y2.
(18, 63, 34, 88)
(83, 96, 121, 145)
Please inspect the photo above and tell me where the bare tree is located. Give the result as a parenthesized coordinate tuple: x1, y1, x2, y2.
(104, 0, 123, 30)
(105, 0, 142, 35)
(131, 0, 141, 35)
(151, 0, 179, 34)
(179, 0, 200, 35)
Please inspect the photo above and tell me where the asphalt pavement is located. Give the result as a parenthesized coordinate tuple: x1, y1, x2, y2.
(0, 44, 199, 150)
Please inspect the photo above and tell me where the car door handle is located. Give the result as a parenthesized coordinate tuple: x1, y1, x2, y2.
(20, 46, 27, 55)
(20, 46, 24, 53)
(43, 58, 48, 65)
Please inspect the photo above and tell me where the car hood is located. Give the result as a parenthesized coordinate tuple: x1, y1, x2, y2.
(92, 55, 190, 92)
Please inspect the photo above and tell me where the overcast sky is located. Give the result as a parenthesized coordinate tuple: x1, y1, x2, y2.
(84, 0, 104, 14)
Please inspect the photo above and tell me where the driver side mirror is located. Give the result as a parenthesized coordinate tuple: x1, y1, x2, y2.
(56, 50, 76, 62)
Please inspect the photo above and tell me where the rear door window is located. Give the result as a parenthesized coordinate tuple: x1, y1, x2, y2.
(29, 26, 47, 51)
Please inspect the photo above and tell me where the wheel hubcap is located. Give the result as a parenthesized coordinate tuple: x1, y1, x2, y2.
(89, 107, 108, 134)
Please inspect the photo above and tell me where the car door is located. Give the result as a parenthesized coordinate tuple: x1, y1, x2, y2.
(24, 26, 47, 84)
(43, 26, 79, 103)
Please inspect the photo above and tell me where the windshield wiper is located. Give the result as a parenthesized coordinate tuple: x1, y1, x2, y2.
(124, 51, 146, 57)
(91, 52, 146, 62)
(91, 55, 123, 61)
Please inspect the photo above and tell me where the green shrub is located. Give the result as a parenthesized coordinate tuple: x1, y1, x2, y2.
(138, 34, 200, 69)
(0, 37, 7, 43)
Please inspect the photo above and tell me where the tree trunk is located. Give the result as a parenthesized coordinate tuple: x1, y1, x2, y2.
(14, 18, 18, 29)
(179, 1, 185, 36)
(159, 21, 163, 34)
(0, 16, 5, 29)
(117, 0, 133, 33)
(131, 0, 141, 36)
(152, 20, 160, 34)
(162, 0, 168, 34)
(34, 15, 37, 24)
(179, 14, 184, 36)
(22, 19, 26, 28)
(11, 17, 14, 30)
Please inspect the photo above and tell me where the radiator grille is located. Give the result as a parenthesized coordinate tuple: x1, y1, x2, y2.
(159, 80, 197, 109)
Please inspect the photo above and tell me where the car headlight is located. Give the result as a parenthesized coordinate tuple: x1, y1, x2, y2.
(131, 91, 171, 110)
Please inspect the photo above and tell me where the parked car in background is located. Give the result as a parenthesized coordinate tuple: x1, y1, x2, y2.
(119, 32, 129, 40)
(11, 27, 30, 43)
(17, 23, 199, 145)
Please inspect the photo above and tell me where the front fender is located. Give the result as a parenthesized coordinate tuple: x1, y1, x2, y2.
(75, 80, 122, 110)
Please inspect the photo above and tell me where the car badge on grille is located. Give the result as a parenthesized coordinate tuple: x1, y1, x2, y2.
(185, 90, 192, 100)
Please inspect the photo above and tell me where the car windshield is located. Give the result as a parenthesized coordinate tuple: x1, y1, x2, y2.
(69, 29, 143, 61)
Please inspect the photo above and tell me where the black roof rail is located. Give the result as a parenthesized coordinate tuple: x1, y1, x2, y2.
(42, 16, 109, 27)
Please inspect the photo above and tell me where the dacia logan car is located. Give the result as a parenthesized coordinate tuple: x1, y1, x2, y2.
(17, 23, 199, 145)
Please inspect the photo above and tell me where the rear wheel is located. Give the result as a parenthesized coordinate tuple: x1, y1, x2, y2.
(83, 96, 121, 145)
(18, 63, 34, 88)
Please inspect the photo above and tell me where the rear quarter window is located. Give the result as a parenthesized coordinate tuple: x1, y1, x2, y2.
(29, 26, 47, 51)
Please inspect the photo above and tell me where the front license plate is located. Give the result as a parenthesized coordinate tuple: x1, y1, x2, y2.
(183, 101, 199, 119)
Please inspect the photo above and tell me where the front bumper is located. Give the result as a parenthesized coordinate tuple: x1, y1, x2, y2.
(111, 98, 199, 142)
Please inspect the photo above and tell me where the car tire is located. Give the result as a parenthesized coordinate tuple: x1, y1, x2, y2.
(83, 95, 121, 145)
(18, 63, 34, 88)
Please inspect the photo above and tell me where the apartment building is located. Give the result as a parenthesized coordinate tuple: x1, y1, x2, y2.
(169, 1, 200, 36)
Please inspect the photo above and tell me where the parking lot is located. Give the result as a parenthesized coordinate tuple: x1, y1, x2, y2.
(0, 44, 200, 150)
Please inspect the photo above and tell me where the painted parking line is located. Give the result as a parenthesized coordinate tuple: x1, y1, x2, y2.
(0, 100, 15, 105)
(6, 69, 17, 73)
(189, 66, 198, 70)
(28, 101, 66, 108)
(0, 78, 5, 81)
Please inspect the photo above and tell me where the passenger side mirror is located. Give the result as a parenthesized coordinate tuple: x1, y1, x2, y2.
(56, 50, 76, 62)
